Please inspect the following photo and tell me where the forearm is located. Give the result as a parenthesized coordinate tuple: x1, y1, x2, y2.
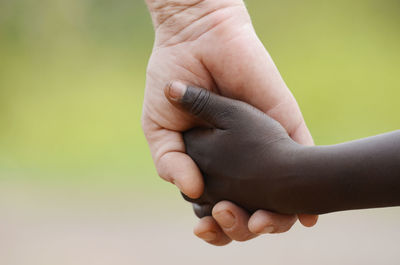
(276, 131, 400, 214)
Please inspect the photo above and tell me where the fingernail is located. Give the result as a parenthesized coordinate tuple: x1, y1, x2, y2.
(260, 226, 275, 234)
(198, 231, 217, 242)
(214, 210, 235, 228)
(168, 81, 186, 101)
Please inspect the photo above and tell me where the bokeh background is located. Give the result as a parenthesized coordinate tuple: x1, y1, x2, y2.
(1, 0, 399, 264)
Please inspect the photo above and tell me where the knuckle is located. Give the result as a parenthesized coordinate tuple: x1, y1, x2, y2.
(155, 158, 172, 183)
(189, 88, 211, 116)
(140, 114, 147, 132)
(141, 122, 150, 137)
(140, 113, 153, 136)
(233, 232, 255, 242)
(157, 169, 171, 183)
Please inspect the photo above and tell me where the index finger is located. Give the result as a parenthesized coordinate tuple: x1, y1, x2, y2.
(142, 116, 204, 198)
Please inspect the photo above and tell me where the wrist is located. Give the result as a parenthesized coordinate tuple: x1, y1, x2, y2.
(279, 144, 346, 214)
(269, 142, 318, 214)
(146, 0, 205, 28)
(145, 0, 247, 45)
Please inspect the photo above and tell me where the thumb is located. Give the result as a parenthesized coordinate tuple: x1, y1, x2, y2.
(165, 81, 239, 128)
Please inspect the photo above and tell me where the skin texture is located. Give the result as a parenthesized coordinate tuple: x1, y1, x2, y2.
(143, 0, 317, 245)
(169, 85, 400, 215)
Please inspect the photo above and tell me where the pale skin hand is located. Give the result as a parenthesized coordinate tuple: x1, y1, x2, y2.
(142, 0, 318, 245)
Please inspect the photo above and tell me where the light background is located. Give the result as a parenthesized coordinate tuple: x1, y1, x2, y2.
(0, 0, 399, 264)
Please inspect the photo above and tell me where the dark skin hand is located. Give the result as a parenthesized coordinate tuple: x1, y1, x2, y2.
(165, 84, 400, 217)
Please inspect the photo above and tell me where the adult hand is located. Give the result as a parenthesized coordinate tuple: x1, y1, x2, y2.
(143, 0, 318, 246)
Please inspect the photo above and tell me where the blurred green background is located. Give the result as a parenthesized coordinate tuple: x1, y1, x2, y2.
(0, 0, 399, 187)
(1, 1, 400, 264)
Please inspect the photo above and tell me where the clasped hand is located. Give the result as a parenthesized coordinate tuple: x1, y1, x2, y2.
(166, 83, 302, 216)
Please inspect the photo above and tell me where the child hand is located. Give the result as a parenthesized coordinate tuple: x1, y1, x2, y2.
(166, 84, 299, 216)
